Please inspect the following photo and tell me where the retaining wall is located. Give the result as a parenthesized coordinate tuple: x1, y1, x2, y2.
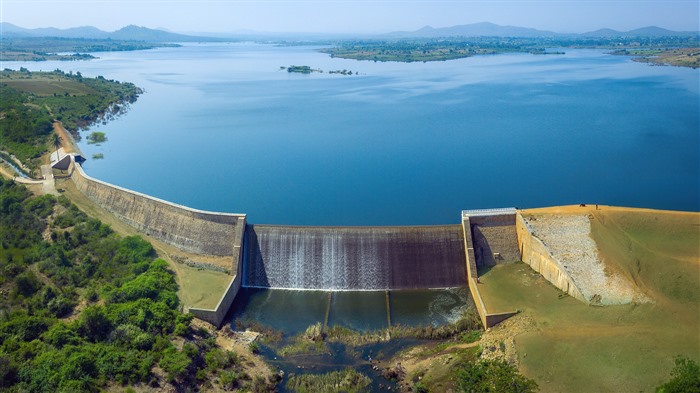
(470, 214, 521, 267)
(71, 158, 245, 257)
(515, 213, 587, 302)
(462, 217, 518, 329)
(188, 229, 245, 327)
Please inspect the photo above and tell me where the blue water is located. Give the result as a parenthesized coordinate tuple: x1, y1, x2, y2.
(8, 43, 699, 225)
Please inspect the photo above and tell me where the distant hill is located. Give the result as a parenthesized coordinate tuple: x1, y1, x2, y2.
(388, 22, 558, 38)
(2, 21, 697, 41)
(388, 22, 698, 38)
(0, 23, 219, 42)
(579, 25, 697, 37)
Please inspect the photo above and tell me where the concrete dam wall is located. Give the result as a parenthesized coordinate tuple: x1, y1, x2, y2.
(244, 225, 467, 290)
(71, 160, 245, 257)
(469, 213, 521, 268)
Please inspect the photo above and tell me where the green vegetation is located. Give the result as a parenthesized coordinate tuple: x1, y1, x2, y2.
(321, 39, 523, 62)
(611, 47, 700, 68)
(321, 35, 699, 64)
(282, 65, 356, 75)
(274, 309, 482, 359)
(0, 178, 271, 391)
(286, 65, 317, 74)
(0, 37, 179, 62)
(286, 369, 372, 393)
(0, 69, 142, 170)
(92, 153, 104, 160)
(325, 309, 481, 347)
(86, 131, 107, 144)
(456, 359, 538, 392)
(656, 356, 700, 393)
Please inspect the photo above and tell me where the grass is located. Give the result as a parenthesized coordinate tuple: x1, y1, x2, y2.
(477, 208, 699, 392)
(2, 75, 97, 97)
(176, 266, 233, 310)
(278, 339, 329, 357)
(285, 369, 372, 393)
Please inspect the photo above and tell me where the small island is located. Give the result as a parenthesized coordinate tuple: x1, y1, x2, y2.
(282, 65, 321, 74)
(281, 65, 357, 75)
(87, 131, 108, 144)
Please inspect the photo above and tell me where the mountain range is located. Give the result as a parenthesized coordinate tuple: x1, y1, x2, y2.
(0, 23, 218, 42)
(1, 22, 697, 41)
(387, 22, 699, 38)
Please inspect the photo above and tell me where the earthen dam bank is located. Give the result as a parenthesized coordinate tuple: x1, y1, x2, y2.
(68, 156, 588, 328)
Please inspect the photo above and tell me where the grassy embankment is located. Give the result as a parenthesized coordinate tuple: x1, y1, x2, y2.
(476, 206, 699, 392)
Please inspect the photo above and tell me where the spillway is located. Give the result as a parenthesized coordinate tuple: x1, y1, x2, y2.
(243, 225, 467, 290)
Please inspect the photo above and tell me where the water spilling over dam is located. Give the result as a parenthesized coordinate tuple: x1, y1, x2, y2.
(243, 225, 467, 290)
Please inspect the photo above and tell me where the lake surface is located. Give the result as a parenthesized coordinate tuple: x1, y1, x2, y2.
(9, 43, 699, 225)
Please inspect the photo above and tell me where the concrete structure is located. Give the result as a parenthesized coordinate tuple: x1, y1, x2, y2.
(51, 153, 72, 171)
(463, 208, 521, 268)
(67, 158, 595, 329)
(515, 213, 587, 302)
(71, 158, 246, 258)
(462, 208, 519, 328)
(244, 224, 466, 290)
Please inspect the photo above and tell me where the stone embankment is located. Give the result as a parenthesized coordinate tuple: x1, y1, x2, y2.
(71, 158, 245, 257)
(518, 213, 647, 305)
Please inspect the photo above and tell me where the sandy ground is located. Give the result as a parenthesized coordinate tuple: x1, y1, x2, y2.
(53, 121, 81, 155)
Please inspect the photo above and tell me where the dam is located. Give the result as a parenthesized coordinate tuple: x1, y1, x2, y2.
(65, 155, 588, 329)
(244, 225, 466, 290)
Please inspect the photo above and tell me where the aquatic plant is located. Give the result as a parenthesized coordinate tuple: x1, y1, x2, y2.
(285, 369, 371, 393)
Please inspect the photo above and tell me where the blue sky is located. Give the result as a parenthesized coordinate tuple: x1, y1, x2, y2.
(2, 0, 699, 34)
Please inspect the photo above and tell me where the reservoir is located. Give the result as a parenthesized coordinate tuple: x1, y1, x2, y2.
(8, 43, 699, 225)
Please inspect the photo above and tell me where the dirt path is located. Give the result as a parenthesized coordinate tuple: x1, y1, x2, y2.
(53, 121, 81, 155)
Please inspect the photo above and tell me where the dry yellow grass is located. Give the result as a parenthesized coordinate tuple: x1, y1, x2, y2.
(477, 206, 699, 392)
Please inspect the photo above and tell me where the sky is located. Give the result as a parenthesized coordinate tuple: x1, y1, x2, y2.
(2, 0, 699, 34)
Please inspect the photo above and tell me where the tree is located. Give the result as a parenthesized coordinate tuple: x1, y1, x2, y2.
(656, 356, 700, 393)
(51, 132, 63, 162)
(79, 306, 112, 342)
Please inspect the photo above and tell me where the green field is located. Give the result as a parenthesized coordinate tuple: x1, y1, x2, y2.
(2, 73, 97, 96)
(478, 209, 699, 392)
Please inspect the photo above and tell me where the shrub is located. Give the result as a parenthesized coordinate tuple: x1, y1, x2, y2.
(656, 356, 700, 393)
(456, 359, 537, 393)
(159, 347, 191, 382)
